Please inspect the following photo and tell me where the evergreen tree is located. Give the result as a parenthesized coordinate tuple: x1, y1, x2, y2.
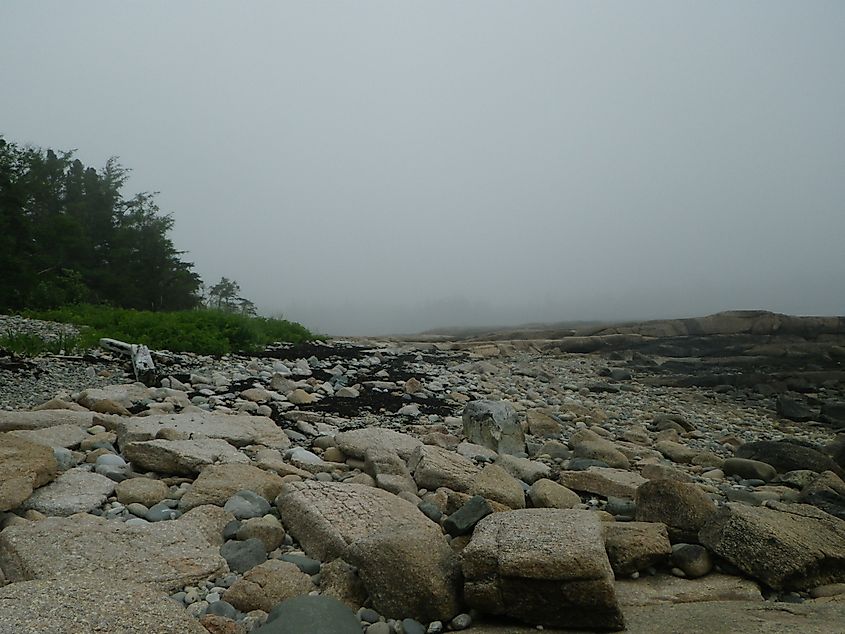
(0, 136, 202, 311)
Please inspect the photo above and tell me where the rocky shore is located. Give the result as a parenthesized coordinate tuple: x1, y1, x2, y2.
(1, 312, 844, 633)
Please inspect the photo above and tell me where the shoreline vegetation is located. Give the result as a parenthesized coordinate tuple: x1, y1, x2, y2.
(1, 305, 314, 357)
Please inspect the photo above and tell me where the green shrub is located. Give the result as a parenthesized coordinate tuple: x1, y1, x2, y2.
(22, 305, 313, 355)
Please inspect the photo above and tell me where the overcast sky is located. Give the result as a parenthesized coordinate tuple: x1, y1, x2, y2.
(2, 2, 843, 334)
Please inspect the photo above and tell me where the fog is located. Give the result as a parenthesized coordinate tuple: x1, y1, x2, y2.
(3, 1, 844, 335)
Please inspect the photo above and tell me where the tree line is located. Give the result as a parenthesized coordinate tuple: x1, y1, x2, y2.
(0, 136, 247, 313)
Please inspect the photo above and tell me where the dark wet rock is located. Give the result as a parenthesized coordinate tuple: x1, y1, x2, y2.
(736, 440, 844, 477)
(443, 495, 493, 537)
(776, 395, 816, 422)
(821, 402, 845, 428)
(255, 595, 361, 634)
(722, 457, 777, 482)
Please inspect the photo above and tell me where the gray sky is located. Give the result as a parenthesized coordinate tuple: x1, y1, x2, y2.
(3, 1, 844, 335)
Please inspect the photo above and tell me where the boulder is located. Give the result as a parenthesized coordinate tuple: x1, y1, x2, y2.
(776, 395, 816, 422)
(799, 470, 845, 520)
(345, 526, 462, 622)
(180, 464, 285, 510)
(495, 454, 550, 484)
(77, 384, 150, 412)
(115, 477, 170, 507)
(334, 428, 422, 461)
(821, 402, 845, 428)
(224, 560, 315, 612)
(409, 444, 479, 492)
(528, 478, 581, 509)
(0, 505, 230, 591)
(722, 457, 778, 482)
(671, 543, 713, 578)
(559, 467, 647, 499)
(525, 410, 562, 437)
(276, 480, 438, 561)
(21, 466, 115, 516)
(699, 502, 845, 590)
(571, 429, 630, 469)
(462, 508, 624, 630)
(462, 400, 525, 455)
(0, 434, 58, 511)
(319, 558, 367, 609)
(123, 438, 250, 475)
(254, 595, 361, 634)
(220, 538, 266, 573)
(364, 446, 417, 496)
(635, 479, 718, 542)
(736, 440, 844, 477)
(0, 577, 207, 633)
(236, 516, 286, 552)
(112, 412, 290, 451)
(655, 440, 698, 464)
(443, 495, 494, 536)
(469, 463, 525, 509)
(603, 522, 672, 576)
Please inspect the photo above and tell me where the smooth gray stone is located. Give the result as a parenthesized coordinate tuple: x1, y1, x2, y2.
(401, 618, 426, 634)
(256, 595, 360, 634)
(220, 538, 266, 574)
(204, 599, 238, 620)
(146, 502, 182, 522)
(568, 457, 610, 471)
(224, 490, 271, 519)
(443, 495, 492, 537)
(280, 553, 321, 575)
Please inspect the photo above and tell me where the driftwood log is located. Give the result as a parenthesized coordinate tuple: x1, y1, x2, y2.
(99, 338, 157, 385)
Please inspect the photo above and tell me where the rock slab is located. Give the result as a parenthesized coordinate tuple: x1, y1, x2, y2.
(21, 466, 115, 516)
(0, 505, 230, 591)
(0, 577, 207, 634)
(699, 501, 845, 591)
(462, 508, 625, 630)
(276, 480, 438, 561)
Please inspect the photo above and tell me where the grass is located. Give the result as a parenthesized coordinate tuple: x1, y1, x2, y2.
(14, 304, 314, 356)
(0, 329, 85, 356)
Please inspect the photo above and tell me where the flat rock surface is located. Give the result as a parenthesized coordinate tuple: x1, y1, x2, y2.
(112, 412, 291, 450)
(467, 600, 845, 633)
(21, 466, 115, 516)
(615, 573, 764, 606)
(0, 409, 95, 432)
(0, 577, 207, 634)
(559, 466, 647, 499)
(123, 438, 250, 475)
(276, 480, 437, 561)
(0, 505, 230, 591)
(7, 423, 88, 448)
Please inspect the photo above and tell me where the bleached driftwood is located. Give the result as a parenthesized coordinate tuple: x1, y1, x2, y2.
(99, 337, 157, 385)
